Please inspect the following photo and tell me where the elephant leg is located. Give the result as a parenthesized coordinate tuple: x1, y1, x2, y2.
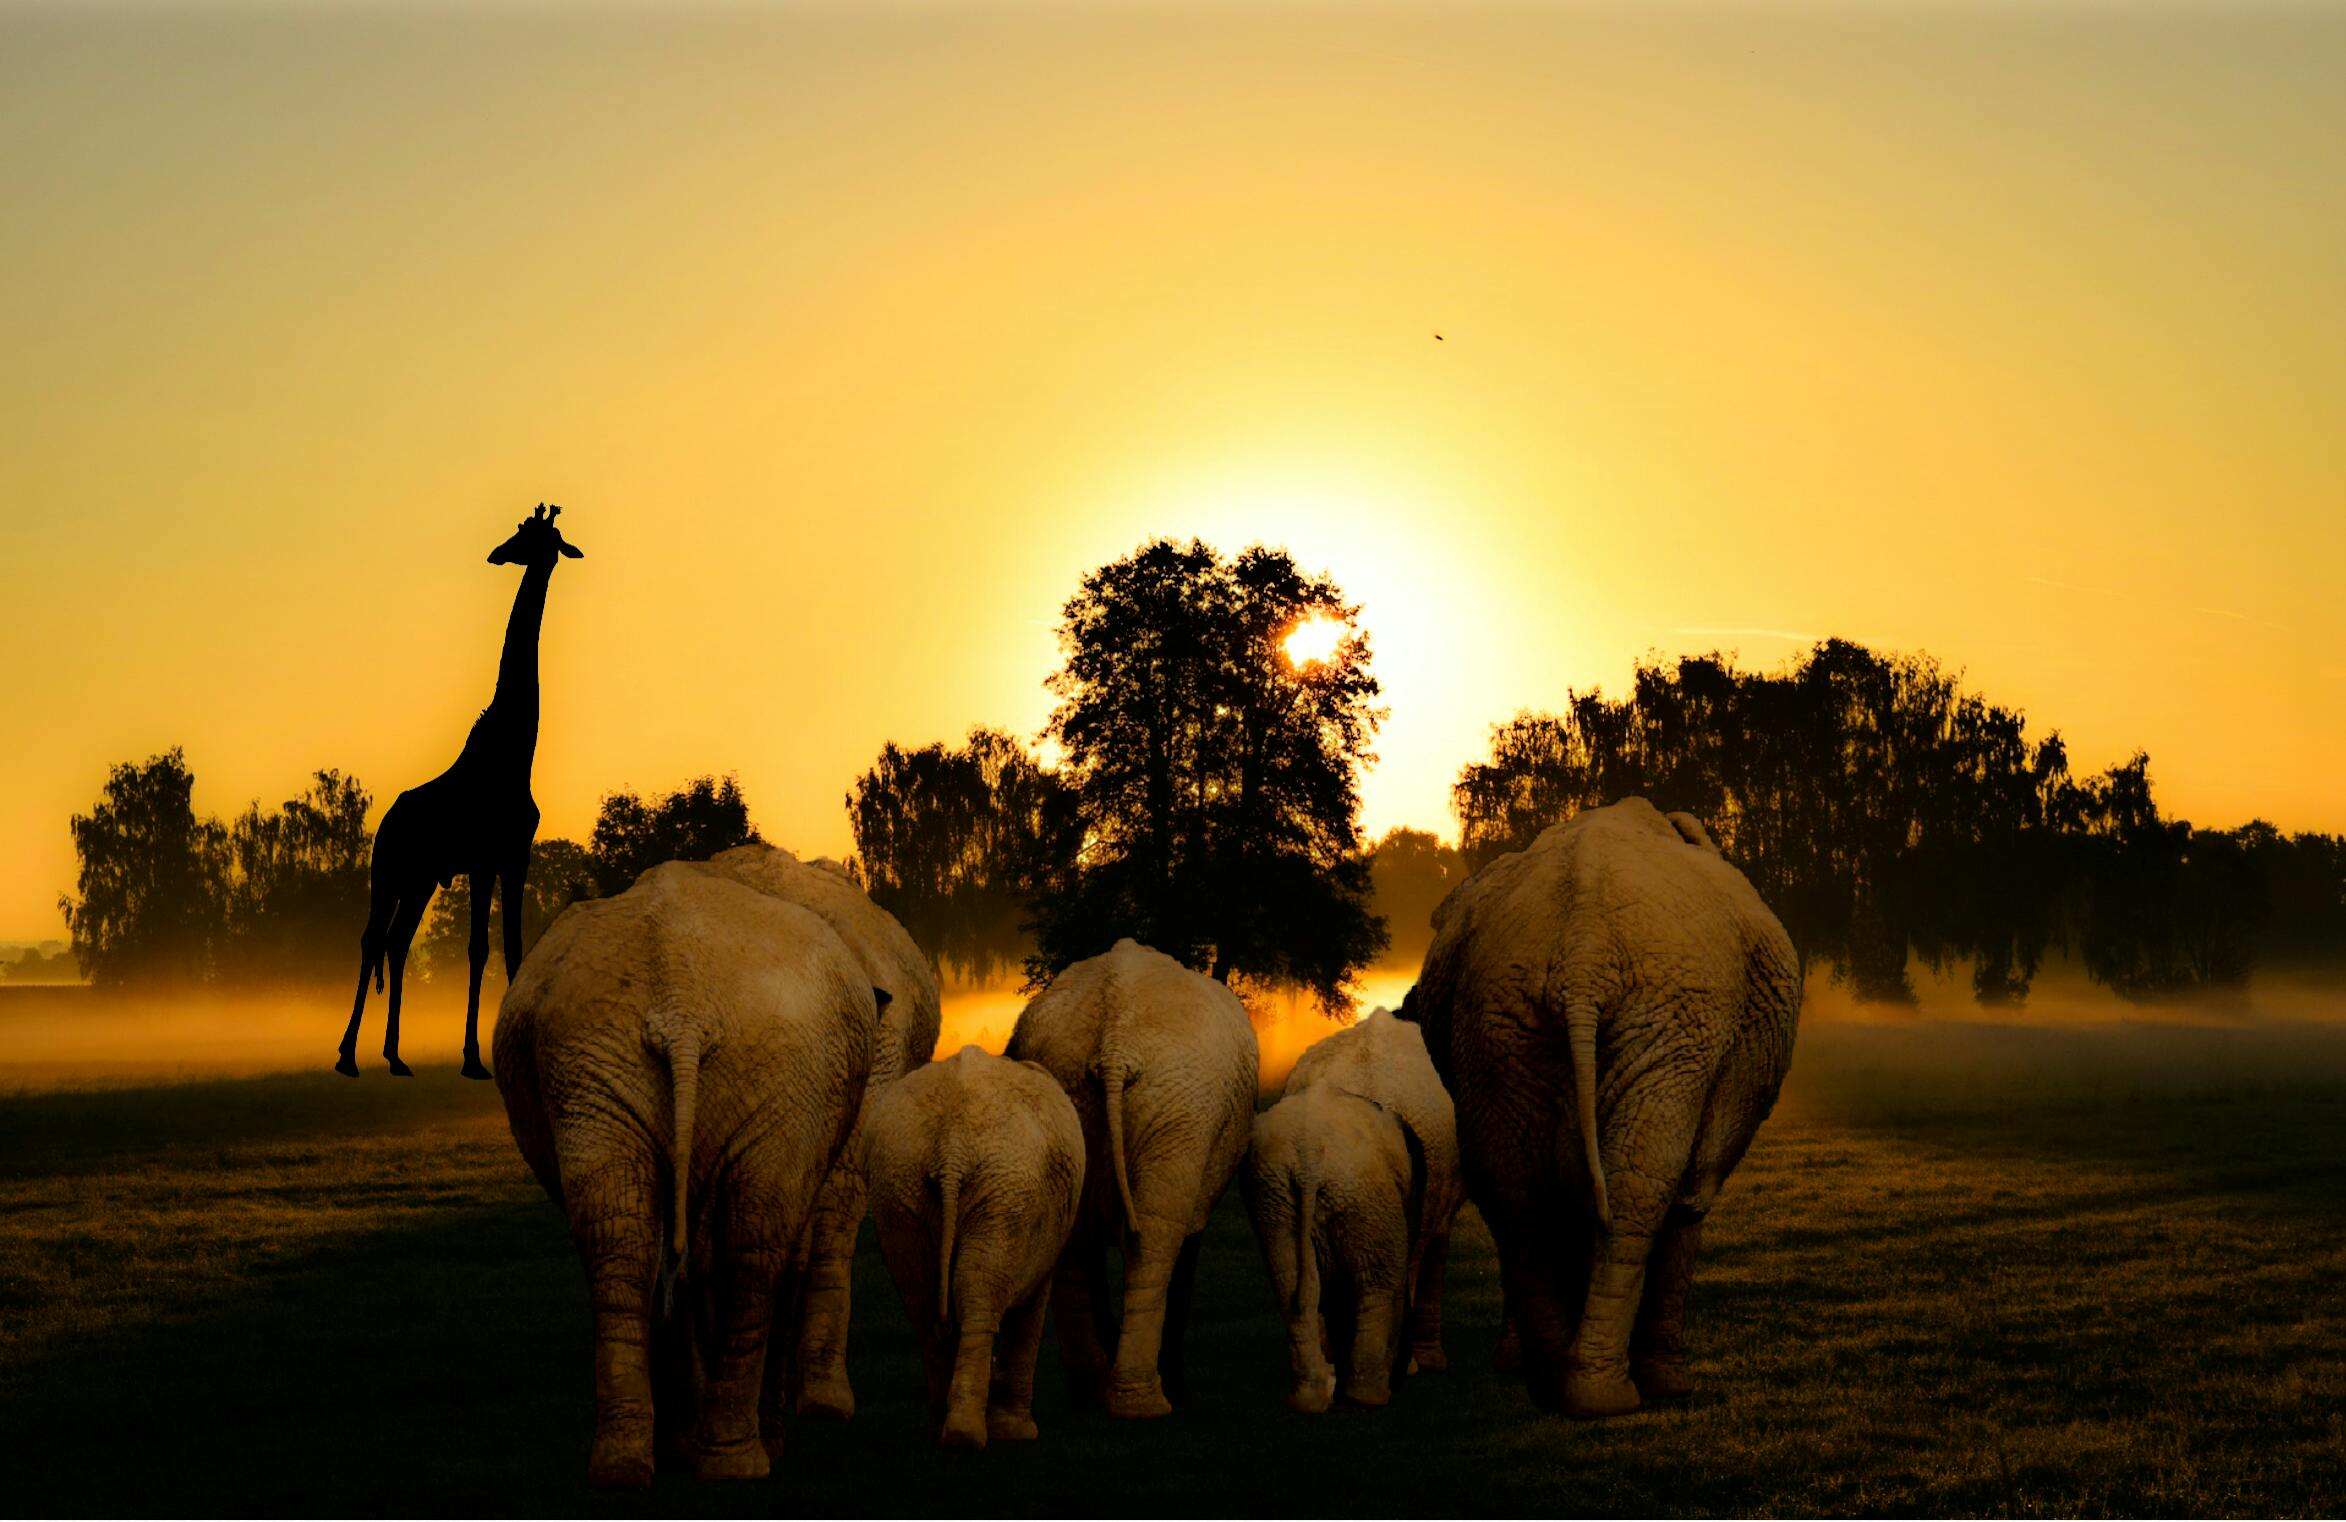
(759, 1256, 809, 1465)
(1563, 1167, 1677, 1420)
(937, 1300, 1002, 1450)
(1048, 1223, 1114, 1408)
(691, 1246, 786, 1481)
(987, 1284, 1050, 1443)
(1160, 1231, 1203, 1406)
(1409, 1227, 1453, 1373)
(1494, 1294, 1523, 1375)
(1105, 1223, 1183, 1419)
(1262, 1198, 1335, 1413)
(1342, 1283, 1402, 1408)
(570, 1169, 662, 1489)
(793, 1159, 864, 1419)
(1494, 1201, 1593, 1412)
(1632, 1211, 1705, 1400)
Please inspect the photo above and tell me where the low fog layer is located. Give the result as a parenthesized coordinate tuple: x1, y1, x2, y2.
(9, 961, 2344, 1096)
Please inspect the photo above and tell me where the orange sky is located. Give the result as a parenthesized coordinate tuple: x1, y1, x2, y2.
(4, 2, 2343, 939)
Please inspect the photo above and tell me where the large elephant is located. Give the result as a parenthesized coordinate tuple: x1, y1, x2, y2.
(492, 862, 879, 1487)
(1005, 938, 1259, 1419)
(1242, 1083, 1425, 1413)
(1408, 797, 1800, 1419)
(1282, 1006, 1464, 1373)
(685, 844, 941, 1422)
(863, 1046, 1086, 1449)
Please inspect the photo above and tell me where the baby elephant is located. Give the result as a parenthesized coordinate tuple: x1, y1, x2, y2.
(864, 1046, 1086, 1448)
(1243, 1084, 1428, 1413)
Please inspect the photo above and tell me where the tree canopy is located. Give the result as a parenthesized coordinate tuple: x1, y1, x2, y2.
(1448, 640, 2346, 1004)
(1030, 539, 1388, 1010)
(845, 727, 1077, 984)
(585, 774, 762, 896)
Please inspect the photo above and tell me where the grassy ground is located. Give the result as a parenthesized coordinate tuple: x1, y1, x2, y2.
(2, 1018, 2342, 1516)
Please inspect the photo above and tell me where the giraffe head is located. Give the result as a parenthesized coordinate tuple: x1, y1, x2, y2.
(488, 503, 584, 567)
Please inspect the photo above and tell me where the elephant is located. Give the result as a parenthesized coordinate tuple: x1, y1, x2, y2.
(684, 844, 942, 1423)
(1407, 796, 1801, 1420)
(1005, 937, 1260, 1419)
(491, 861, 880, 1487)
(862, 1045, 1086, 1449)
(1282, 1006, 1465, 1373)
(1241, 1083, 1426, 1412)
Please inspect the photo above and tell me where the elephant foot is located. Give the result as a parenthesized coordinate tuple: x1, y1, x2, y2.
(1285, 1373, 1336, 1415)
(1339, 1377, 1392, 1410)
(693, 1440, 771, 1482)
(384, 1055, 414, 1078)
(938, 1411, 989, 1451)
(1411, 1340, 1449, 1373)
(986, 1408, 1039, 1443)
(333, 1050, 359, 1078)
(794, 1373, 856, 1421)
(587, 1433, 655, 1490)
(459, 1053, 492, 1081)
(1560, 1365, 1643, 1421)
(1632, 1353, 1697, 1402)
(1106, 1377, 1172, 1420)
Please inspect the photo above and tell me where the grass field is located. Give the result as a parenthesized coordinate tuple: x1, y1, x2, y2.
(3, 1014, 2343, 1516)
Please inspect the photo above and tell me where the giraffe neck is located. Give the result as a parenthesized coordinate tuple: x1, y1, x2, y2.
(485, 561, 553, 770)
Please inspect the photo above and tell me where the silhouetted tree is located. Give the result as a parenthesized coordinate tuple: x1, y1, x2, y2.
(217, 770, 373, 984)
(588, 774, 762, 895)
(1368, 826, 1466, 968)
(846, 728, 1078, 982)
(1031, 539, 1388, 1011)
(60, 749, 228, 986)
(1453, 642, 2074, 1003)
(422, 837, 598, 985)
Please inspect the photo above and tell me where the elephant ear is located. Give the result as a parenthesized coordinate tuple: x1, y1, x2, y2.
(1666, 810, 1721, 854)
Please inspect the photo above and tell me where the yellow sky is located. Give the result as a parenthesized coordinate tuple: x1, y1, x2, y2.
(4, 2, 2343, 938)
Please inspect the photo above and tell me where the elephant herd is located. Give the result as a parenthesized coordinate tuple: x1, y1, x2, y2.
(490, 797, 1804, 1486)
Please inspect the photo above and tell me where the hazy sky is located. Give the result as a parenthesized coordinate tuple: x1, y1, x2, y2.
(4, 1, 2342, 938)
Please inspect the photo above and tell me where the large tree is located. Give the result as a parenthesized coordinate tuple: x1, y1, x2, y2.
(846, 727, 1077, 982)
(1032, 538, 1388, 1011)
(60, 749, 227, 986)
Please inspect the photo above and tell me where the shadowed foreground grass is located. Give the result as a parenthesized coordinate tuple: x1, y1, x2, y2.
(2, 1019, 2342, 1516)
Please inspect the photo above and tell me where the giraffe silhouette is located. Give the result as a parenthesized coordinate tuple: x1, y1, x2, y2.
(337, 504, 583, 1079)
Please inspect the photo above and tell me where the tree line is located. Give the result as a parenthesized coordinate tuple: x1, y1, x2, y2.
(56, 754, 760, 988)
(49, 544, 2346, 1008)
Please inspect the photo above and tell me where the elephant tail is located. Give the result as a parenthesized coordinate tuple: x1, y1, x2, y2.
(1292, 1175, 1320, 1319)
(660, 1019, 701, 1317)
(1102, 1057, 1140, 1236)
(1566, 997, 1610, 1229)
(934, 1160, 961, 1332)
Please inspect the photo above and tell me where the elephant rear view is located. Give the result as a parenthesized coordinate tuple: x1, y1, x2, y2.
(1243, 1084, 1426, 1413)
(1411, 797, 1800, 1419)
(1006, 938, 1259, 1419)
(1283, 1006, 1465, 1373)
(687, 844, 942, 1423)
(863, 1046, 1085, 1449)
(492, 862, 879, 1487)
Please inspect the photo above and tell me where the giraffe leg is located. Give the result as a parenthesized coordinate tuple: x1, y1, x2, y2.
(382, 890, 430, 1077)
(336, 880, 395, 1076)
(461, 872, 494, 1080)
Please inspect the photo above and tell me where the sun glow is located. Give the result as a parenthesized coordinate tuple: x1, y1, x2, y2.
(1284, 615, 1345, 669)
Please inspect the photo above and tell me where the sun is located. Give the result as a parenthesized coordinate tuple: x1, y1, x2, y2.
(1283, 614, 1345, 669)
